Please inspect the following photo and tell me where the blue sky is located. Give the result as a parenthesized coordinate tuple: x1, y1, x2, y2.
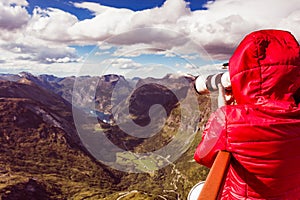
(0, 0, 299, 77)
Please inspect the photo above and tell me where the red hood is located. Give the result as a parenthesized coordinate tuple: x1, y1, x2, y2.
(229, 30, 300, 107)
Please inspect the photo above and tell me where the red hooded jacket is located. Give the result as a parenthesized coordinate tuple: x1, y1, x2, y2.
(194, 30, 300, 199)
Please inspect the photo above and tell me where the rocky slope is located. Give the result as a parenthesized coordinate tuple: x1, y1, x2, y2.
(0, 80, 123, 199)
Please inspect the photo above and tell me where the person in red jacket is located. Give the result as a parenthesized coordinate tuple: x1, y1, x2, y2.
(194, 29, 300, 199)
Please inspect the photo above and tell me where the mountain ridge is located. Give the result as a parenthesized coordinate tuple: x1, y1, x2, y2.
(0, 72, 210, 199)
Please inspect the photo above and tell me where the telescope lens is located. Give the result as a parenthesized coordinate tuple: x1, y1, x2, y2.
(206, 73, 224, 91)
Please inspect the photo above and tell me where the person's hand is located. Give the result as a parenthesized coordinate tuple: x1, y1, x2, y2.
(218, 84, 235, 107)
(225, 88, 235, 105)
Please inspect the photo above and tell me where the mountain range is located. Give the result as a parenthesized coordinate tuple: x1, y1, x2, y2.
(0, 72, 212, 199)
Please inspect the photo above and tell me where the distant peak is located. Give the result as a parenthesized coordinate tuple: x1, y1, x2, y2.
(18, 71, 34, 78)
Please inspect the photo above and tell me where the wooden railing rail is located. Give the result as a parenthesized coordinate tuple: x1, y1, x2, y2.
(197, 151, 231, 200)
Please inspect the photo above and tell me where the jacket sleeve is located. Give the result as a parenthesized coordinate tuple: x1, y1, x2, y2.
(194, 107, 227, 168)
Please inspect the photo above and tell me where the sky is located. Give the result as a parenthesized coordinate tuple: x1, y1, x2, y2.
(0, 0, 300, 78)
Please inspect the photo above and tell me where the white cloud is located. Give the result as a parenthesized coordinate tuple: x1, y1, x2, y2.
(278, 10, 300, 38)
(73, 2, 111, 15)
(0, 3, 80, 72)
(110, 58, 142, 69)
(0, 1, 29, 30)
(69, 4, 133, 43)
(33, 46, 79, 64)
(69, 0, 300, 60)
(67, 0, 191, 47)
(27, 7, 78, 43)
(1, 41, 80, 63)
(1, 0, 300, 76)
(45, 56, 81, 64)
(0, 53, 81, 76)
